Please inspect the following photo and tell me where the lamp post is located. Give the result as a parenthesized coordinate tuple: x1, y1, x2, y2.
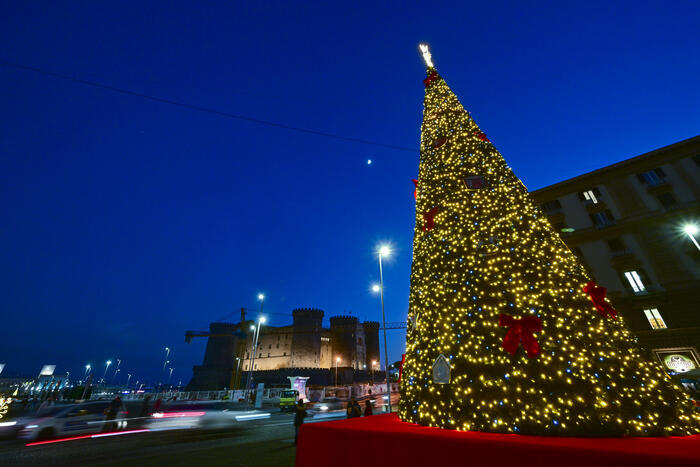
(162, 348, 170, 371)
(377, 244, 393, 413)
(113, 359, 121, 380)
(126, 373, 132, 388)
(168, 367, 174, 384)
(102, 360, 112, 385)
(246, 315, 266, 394)
(84, 364, 91, 378)
(683, 224, 700, 251)
(335, 357, 341, 386)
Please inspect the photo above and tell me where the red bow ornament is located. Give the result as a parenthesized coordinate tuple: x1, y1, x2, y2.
(583, 281, 618, 319)
(474, 131, 489, 142)
(422, 206, 439, 231)
(412, 179, 418, 199)
(499, 313, 543, 358)
(423, 71, 438, 87)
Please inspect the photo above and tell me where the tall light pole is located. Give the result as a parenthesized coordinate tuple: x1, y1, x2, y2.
(683, 224, 700, 251)
(246, 315, 266, 393)
(163, 347, 170, 371)
(335, 357, 341, 386)
(377, 244, 393, 413)
(102, 360, 112, 385)
(84, 364, 91, 378)
(168, 367, 174, 383)
(126, 373, 132, 388)
(113, 359, 121, 378)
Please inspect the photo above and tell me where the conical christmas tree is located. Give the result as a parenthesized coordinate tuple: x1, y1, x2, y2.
(398, 47, 700, 437)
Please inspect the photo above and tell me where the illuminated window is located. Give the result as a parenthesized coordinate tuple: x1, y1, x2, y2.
(579, 188, 601, 204)
(643, 308, 666, 329)
(624, 270, 646, 293)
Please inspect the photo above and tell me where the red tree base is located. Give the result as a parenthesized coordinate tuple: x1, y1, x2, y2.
(296, 413, 700, 467)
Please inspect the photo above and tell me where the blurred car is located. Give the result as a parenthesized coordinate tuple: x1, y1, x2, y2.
(307, 397, 345, 415)
(17, 401, 127, 441)
(146, 401, 270, 430)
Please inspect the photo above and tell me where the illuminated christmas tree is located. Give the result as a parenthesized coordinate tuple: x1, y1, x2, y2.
(398, 45, 700, 436)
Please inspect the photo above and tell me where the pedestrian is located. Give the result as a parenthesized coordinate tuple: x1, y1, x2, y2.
(346, 397, 361, 418)
(139, 395, 152, 417)
(294, 399, 307, 445)
(364, 400, 373, 417)
(105, 395, 122, 432)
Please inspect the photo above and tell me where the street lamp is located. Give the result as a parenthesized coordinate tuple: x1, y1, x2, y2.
(168, 367, 174, 383)
(163, 348, 170, 371)
(113, 359, 121, 378)
(126, 373, 132, 388)
(683, 224, 700, 251)
(84, 364, 91, 377)
(245, 315, 266, 395)
(335, 357, 341, 386)
(102, 360, 112, 384)
(376, 244, 393, 413)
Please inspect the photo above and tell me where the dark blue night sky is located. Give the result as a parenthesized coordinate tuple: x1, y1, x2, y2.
(2, 1, 699, 385)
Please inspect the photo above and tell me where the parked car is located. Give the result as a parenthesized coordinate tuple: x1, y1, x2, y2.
(146, 401, 270, 430)
(18, 401, 127, 441)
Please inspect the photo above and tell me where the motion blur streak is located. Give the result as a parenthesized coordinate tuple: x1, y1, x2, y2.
(234, 413, 272, 421)
(25, 429, 149, 447)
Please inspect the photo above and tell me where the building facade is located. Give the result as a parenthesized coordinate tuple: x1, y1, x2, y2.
(187, 308, 381, 390)
(531, 135, 700, 373)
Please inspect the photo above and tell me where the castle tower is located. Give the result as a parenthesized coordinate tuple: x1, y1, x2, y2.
(290, 308, 324, 368)
(362, 321, 380, 370)
(330, 316, 359, 369)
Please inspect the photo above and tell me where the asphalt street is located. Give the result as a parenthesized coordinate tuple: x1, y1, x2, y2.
(0, 410, 343, 466)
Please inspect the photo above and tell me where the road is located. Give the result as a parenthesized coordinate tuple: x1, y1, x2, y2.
(0, 410, 346, 466)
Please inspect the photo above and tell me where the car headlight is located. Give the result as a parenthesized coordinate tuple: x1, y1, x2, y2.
(25, 424, 39, 429)
(320, 405, 328, 411)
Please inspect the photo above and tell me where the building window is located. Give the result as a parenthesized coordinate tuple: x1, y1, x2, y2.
(244, 364, 248, 371)
(258, 353, 262, 358)
(578, 188, 601, 204)
(607, 238, 625, 253)
(656, 192, 678, 209)
(590, 210, 615, 228)
(245, 352, 249, 359)
(624, 270, 646, 293)
(268, 344, 272, 349)
(636, 168, 666, 186)
(540, 200, 562, 212)
(283, 352, 287, 356)
(643, 308, 666, 329)
(254, 364, 257, 369)
(267, 353, 270, 358)
(276, 344, 279, 349)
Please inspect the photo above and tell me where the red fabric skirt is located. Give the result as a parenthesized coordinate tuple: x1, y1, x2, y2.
(296, 413, 700, 467)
